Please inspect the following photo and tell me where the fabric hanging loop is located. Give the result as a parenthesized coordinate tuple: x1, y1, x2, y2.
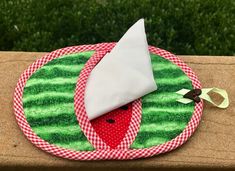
(176, 88, 229, 108)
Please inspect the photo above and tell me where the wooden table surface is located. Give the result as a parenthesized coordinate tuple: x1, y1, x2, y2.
(0, 51, 234, 171)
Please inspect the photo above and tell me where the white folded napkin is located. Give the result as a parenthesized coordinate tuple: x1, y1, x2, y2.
(85, 19, 157, 120)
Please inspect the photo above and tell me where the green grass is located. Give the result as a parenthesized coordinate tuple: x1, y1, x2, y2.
(0, 0, 234, 55)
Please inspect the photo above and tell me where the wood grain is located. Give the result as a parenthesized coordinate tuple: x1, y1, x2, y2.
(0, 51, 234, 170)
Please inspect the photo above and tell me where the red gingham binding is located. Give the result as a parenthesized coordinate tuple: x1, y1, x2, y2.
(13, 43, 203, 160)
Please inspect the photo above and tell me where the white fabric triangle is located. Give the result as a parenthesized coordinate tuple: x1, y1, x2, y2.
(85, 19, 157, 120)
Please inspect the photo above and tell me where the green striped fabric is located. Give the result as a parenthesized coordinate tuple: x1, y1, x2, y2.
(23, 51, 194, 151)
(131, 54, 194, 149)
(23, 51, 95, 151)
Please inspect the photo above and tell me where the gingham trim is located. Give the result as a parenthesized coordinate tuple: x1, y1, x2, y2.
(13, 43, 203, 160)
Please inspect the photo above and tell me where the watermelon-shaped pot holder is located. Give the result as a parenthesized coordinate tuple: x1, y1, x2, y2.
(13, 19, 229, 160)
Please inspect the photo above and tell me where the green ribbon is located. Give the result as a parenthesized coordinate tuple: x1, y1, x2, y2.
(176, 88, 229, 108)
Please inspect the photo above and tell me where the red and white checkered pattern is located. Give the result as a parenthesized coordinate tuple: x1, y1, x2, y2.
(13, 43, 203, 160)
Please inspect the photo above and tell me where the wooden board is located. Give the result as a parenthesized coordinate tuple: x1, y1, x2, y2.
(0, 51, 234, 170)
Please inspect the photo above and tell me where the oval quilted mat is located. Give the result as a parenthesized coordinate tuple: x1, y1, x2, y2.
(14, 43, 203, 160)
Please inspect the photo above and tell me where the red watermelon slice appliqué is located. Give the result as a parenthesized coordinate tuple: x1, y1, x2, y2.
(90, 103, 132, 149)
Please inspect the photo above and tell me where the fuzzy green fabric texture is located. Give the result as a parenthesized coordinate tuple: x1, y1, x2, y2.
(131, 54, 194, 148)
(23, 51, 194, 151)
(23, 51, 95, 151)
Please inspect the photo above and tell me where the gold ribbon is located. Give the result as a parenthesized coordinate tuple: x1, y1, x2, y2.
(176, 88, 229, 108)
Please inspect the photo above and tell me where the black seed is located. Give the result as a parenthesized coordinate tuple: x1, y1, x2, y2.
(120, 105, 128, 110)
(106, 119, 115, 123)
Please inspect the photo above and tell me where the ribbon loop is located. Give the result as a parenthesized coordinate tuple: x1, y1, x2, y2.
(200, 88, 229, 108)
(176, 88, 229, 108)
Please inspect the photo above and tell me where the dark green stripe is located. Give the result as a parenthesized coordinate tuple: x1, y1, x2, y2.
(30, 68, 80, 79)
(133, 130, 183, 145)
(46, 55, 89, 66)
(153, 69, 186, 79)
(23, 97, 74, 108)
(38, 131, 88, 144)
(142, 102, 195, 110)
(142, 101, 187, 107)
(27, 113, 78, 127)
(23, 83, 75, 95)
(54, 141, 94, 151)
(156, 82, 192, 92)
(140, 111, 191, 124)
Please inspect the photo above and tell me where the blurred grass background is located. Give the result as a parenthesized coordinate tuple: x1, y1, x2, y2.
(0, 0, 234, 55)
